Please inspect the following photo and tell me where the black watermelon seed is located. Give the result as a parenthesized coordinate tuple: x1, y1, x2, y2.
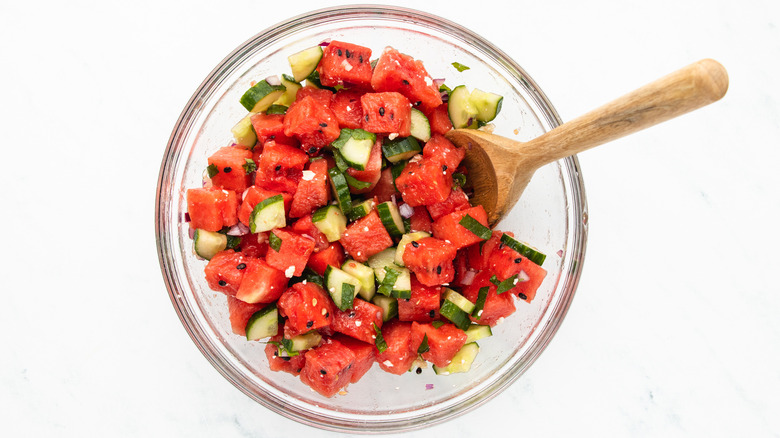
(436, 266, 442, 274)
(223, 167, 232, 173)
(308, 146, 318, 154)
(514, 258, 522, 263)
(518, 293, 528, 300)
(390, 113, 394, 120)
(282, 356, 291, 362)
(337, 49, 342, 56)
(379, 107, 385, 116)
(412, 241, 419, 248)
(325, 312, 330, 318)
(320, 369, 327, 375)
(415, 367, 422, 374)
(306, 321, 314, 328)
(275, 165, 282, 171)
(345, 49, 351, 58)
(218, 280, 227, 286)
(365, 115, 370, 122)
(442, 165, 448, 171)
(359, 55, 363, 63)
(320, 122, 328, 127)
(236, 263, 247, 270)
(402, 79, 410, 85)
(429, 310, 435, 318)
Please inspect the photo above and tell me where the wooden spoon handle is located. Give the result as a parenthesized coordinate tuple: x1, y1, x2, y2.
(522, 59, 729, 166)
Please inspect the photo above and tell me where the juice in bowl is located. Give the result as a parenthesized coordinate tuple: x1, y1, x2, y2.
(156, 6, 586, 433)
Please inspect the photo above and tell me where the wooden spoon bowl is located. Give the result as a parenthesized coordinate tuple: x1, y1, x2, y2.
(446, 59, 729, 226)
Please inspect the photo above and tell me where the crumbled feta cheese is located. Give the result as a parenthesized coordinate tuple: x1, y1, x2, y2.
(346, 106, 351, 111)
(363, 226, 370, 232)
(301, 170, 316, 181)
(388, 133, 398, 140)
(341, 59, 353, 71)
(383, 360, 394, 367)
(284, 266, 295, 278)
(496, 317, 505, 324)
(355, 320, 362, 327)
(424, 76, 433, 86)
(302, 279, 307, 285)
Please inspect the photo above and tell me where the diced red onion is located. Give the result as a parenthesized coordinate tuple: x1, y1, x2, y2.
(202, 169, 212, 188)
(184, 212, 191, 223)
(318, 39, 331, 47)
(517, 270, 530, 283)
(188, 225, 195, 239)
(265, 75, 281, 86)
(557, 249, 564, 257)
(399, 203, 414, 219)
(227, 223, 250, 236)
(461, 270, 476, 286)
(432, 78, 446, 88)
(425, 383, 434, 390)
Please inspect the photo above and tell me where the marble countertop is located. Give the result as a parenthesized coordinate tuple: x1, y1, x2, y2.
(2, 0, 778, 436)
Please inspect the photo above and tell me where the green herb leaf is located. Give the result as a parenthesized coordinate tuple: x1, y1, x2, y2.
(459, 214, 492, 240)
(206, 163, 219, 178)
(472, 286, 489, 319)
(332, 148, 350, 172)
(339, 283, 356, 311)
(225, 235, 241, 250)
(451, 62, 470, 72)
(268, 231, 282, 252)
(345, 173, 372, 190)
(452, 172, 467, 188)
(439, 83, 452, 94)
(489, 275, 500, 286)
(331, 129, 354, 150)
(496, 275, 520, 294)
(268, 339, 299, 357)
(431, 320, 445, 329)
(373, 323, 388, 353)
(290, 267, 325, 288)
(243, 158, 257, 174)
(378, 267, 400, 297)
(417, 334, 430, 354)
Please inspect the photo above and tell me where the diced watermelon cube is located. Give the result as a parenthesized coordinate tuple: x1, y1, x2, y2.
(339, 210, 393, 262)
(467, 230, 503, 271)
(300, 338, 356, 397)
(375, 320, 416, 375)
(186, 187, 239, 232)
(410, 321, 467, 368)
(250, 113, 297, 147)
(289, 158, 330, 218)
(462, 270, 516, 327)
(317, 41, 373, 88)
(254, 141, 309, 194)
(431, 205, 489, 249)
(360, 92, 411, 137)
(402, 237, 457, 286)
(365, 167, 398, 203)
(487, 242, 547, 303)
(237, 186, 292, 227)
(290, 214, 330, 251)
(238, 233, 269, 259)
(394, 157, 451, 207)
(422, 134, 465, 176)
(207, 146, 254, 192)
(204, 250, 247, 295)
(307, 241, 346, 276)
(235, 257, 289, 304)
(265, 334, 306, 376)
(398, 276, 441, 322)
(330, 89, 365, 130)
(283, 95, 340, 155)
(277, 282, 335, 337)
(331, 298, 384, 345)
(426, 103, 453, 135)
(226, 295, 266, 336)
(265, 229, 316, 277)
(426, 186, 470, 220)
(408, 205, 433, 233)
(371, 47, 443, 113)
(331, 334, 376, 384)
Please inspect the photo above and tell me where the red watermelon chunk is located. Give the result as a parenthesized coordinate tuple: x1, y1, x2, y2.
(365, 167, 398, 203)
(410, 321, 468, 368)
(431, 205, 489, 249)
(289, 86, 334, 110)
(265, 229, 316, 277)
(238, 233, 269, 259)
(290, 214, 330, 251)
(360, 92, 411, 137)
(307, 241, 346, 276)
(462, 270, 516, 327)
(237, 186, 292, 227)
(289, 158, 330, 218)
(331, 334, 376, 384)
(408, 205, 433, 233)
(277, 282, 335, 338)
(300, 338, 356, 397)
(426, 186, 470, 220)
(265, 334, 306, 376)
(345, 137, 382, 194)
(227, 295, 266, 336)
(331, 89, 365, 130)
(487, 243, 547, 303)
(204, 250, 247, 295)
(371, 47, 442, 113)
(235, 257, 289, 304)
(394, 157, 451, 207)
(250, 113, 297, 147)
(187, 187, 239, 232)
(375, 320, 416, 375)
(283, 95, 340, 155)
(254, 141, 309, 194)
(402, 237, 457, 286)
(331, 298, 384, 344)
(317, 41, 373, 88)
(398, 276, 441, 322)
(427, 103, 453, 135)
(467, 230, 503, 271)
(339, 210, 393, 262)
(422, 134, 465, 176)
(207, 146, 254, 192)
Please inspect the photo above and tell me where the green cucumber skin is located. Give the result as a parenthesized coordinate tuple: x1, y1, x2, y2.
(499, 233, 547, 266)
(245, 304, 279, 341)
(382, 137, 421, 163)
(439, 300, 472, 331)
(239, 80, 286, 112)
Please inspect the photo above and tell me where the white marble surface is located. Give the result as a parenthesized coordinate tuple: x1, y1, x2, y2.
(2, 0, 779, 436)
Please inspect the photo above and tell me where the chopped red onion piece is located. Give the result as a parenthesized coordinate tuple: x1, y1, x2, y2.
(461, 270, 476, 286)
(557, 249, 564, 257)
(265, 75, 281, 86)
(188, 225, 195, 239)
(318, 39, 331, 47)
(432, 78, 446, 88)
(425, 383, 434, 390)
(184, 212, 191, 222)
(398, 203, 414, 219)
(227, 223, 250, 236)
(202, 169, 212, 188)
(517, 270, 530, 283)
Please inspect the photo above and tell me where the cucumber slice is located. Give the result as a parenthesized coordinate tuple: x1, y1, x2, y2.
(333, 129, 376, 170)
(378, 266, 411, 299)
(439, 300, 471, 331)
(382, 136, 421, 163)
(193, 229, 227, 260)
(312, 205, 347, 242)
(245, 304, 279, 341)
(274, 74, 302, 107)
(470, 88, 503, 122)
(341, 259, 376, 301)
(325, 265, 361, 311)
(346, 198, 375, 221)
(409, 108, 432, 142)
(390, 160, 407, 190)
(499, 233, 547, 266)
(249, 194, 286, 233)
(240, 80, 287, 113)
(367, 248, 397, 280)
(464, 324, 493, 344)
(290, 330, 323, 352)
(433, 342, 480, 375)
(288, 46, 323, 82)
(394, 231, 430, 266)
(230, 113, 257, 148)
(447, 85, 478, 129)
(371, 295, 398, 321)
(327, 167, 352, 213)
(376, 201, 405, 237)
(443, 288, 476, 313)
(265, 104, 288, 115)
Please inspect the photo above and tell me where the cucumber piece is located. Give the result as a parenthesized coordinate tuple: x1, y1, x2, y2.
(347, 198, 375, 221)
(433, 342, 480, 375)
(439, 300, 472, 331)
(193, 229, 227, 260)
(327, 167, 352, 213)
(245, 304, 279, 341)
(371, 295, 398, 321)
(390, 160, 407, 190)
(367, 248, 397, 281)
(312, 205, 347, 242)
(289, 330, 323, 352)
(335, 130, 375, 170)
(443, 288, 476, 313)
(288, 46, 323, 82)
(367, 249, 411, 298)
(341, 259, 376, 301)
(249, 194, 286, 233)
(325, 265, 361, 311)
(274, 74, 302, 107)
(499, 233, 547, 266)
(447, 85, 478, 129)
(464, 324, 493, 344)
(470, 88, 503, 122)
(409, 108, 432, 142)
(240, 80, 287, 113)
(382, 136, 421, 163)
(265, 104, 288, 115)
(394, 231, 430, 266)
(376, 201, 405, 237)
(230, 113, 257, 148)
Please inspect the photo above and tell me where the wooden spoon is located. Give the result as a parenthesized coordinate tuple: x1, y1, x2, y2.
(445, 59, 729, 226)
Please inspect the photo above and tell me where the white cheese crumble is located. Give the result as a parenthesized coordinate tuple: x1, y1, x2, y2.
(388, 133, 398, 140)
(284, 266, 295, 278)
(301, 170, 316, 181)
(424, 76, 433, 86)
(355, 320, 362, 327)
(341, 59, 353, 71)
(383, 360, 394, 367)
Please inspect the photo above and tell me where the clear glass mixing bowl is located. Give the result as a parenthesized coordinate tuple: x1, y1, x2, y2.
(156, 5, 587, 433)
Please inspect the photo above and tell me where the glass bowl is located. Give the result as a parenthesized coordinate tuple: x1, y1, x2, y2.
(156, 5, 587, 433)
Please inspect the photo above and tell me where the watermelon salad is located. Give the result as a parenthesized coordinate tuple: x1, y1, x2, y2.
(185, 40, 548, 397)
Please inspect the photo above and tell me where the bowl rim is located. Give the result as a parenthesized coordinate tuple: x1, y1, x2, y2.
(156, 4, 588, 433)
